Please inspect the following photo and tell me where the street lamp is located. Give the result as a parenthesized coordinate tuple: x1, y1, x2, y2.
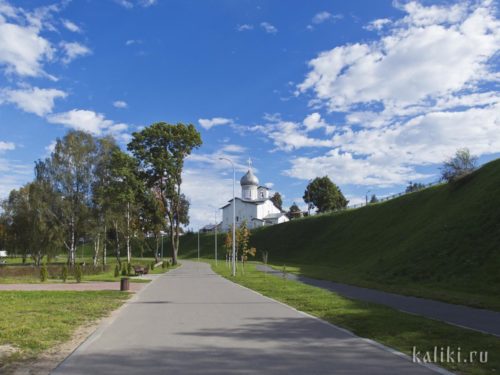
(365, 189, 371, 205)
(214, 210, 218, 267)
(197, 229, 200, 262)
(219, 157, 236, 277)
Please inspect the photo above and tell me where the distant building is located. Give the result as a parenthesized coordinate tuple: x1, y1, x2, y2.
(220, 168, 289, 231)
(199, 223, 221, 233)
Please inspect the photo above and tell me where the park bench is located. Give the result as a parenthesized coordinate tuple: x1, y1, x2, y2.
(133, 265, 149, 276)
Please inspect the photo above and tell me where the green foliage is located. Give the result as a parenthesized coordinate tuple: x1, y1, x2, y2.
(114, 264, 120, 278)
(405, 181, 426, 193)
(441, 148, 478, 183)
(270, 192, 283, 210)
(303, 176, 348, 213)
(369, 194, 379, 204)
(61, 265, 68, 282)
(151, 261, 155, 270)
(40, 263, 48, 282)
(74, 264, 83, 283)
(287, 202, 302, 219)
(161, 260, 166, 269)
(128, 122, 202, 264)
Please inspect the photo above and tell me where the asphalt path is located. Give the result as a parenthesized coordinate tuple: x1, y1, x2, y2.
(52, 261, 449, 375)
(256, 264, 500, 337)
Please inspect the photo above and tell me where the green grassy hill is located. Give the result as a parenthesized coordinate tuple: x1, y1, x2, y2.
(179, 159, 500, 310)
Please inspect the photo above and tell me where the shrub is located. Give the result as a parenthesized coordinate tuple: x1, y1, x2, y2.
(75, 264, 83, 283)
(441, 148, 478, 183)
(161, 261, 166, 269)
(40, 263, 48, 282)
(114, 264, 120, 278)
(151, 262, 155, 271)
(61, 265, 68, 282)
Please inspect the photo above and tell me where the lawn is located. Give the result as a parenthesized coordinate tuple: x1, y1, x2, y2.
(210, 260, 500, 375)
(0, 291, 129, 367)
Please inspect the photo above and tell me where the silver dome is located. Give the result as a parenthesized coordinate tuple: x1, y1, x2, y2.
(240, 170, 259, 186)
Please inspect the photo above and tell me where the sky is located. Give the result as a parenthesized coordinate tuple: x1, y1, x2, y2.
(0, 0, 499, 230)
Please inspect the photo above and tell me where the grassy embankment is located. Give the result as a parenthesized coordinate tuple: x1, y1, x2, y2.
(0, 291, 129, 368)
(209, 260, 499, 375)
(180, 158, 500, 311)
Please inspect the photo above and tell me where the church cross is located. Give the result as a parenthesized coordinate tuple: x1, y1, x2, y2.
(247, 157, 252, 170)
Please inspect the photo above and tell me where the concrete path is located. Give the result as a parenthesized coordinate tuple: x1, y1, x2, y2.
(257, 265, 500, 337)
(52, 261, 448, 375)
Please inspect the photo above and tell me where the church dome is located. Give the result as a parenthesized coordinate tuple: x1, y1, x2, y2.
(240, 170, 259, 186)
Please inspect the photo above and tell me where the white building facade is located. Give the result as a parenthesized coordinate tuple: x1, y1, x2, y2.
(220, 169, 289, 231)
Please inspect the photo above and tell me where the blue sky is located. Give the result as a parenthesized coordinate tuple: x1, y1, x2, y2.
(0, 0, 499, 229)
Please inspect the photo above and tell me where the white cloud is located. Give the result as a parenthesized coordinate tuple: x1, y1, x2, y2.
(270, 1, 500, 188)
(312, 11, 332, 24)
(44, 140, 56, 155)
(113, 100, 128, 109)
(220, 144, 246, 153)
(60, 41, 91, 64)
(264, 182, 274, 189)
(62, 19, 81, 33)
(115, 0, 157, 8)
(125, 39, 142, 46)
(364, 18, 391, 31)
(47, 109, 129, 138)
(181, 168, 234, 230)
(237, 24, 253, 31)
(0, 141, 15, 152)
(198, 117, 233, 130)
(298, 1, 499, 112)
(0, 86, 67, 116)
(260, 22, 277, 34)
(0, 14, 54, 77)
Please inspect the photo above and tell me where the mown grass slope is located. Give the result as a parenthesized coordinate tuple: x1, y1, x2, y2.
(179, 159, 500, 310)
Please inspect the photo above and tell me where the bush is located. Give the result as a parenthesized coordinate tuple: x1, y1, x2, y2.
(441, 148, 478, 183)
(61, 265, 68, 282)
(161, 261, 166, 269)
(75, 264, 83, 283)
(127, 262, 132, 276)
(151, 262, 155, 271)
(114, 264, 120, 278)
(40, 263, 48, 282)
(121, 263, 127, 276)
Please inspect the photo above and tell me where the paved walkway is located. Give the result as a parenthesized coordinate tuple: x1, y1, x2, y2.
(0, 281, 145, 292)
(256, 265, 500, 337)
(52, 261, 448, 375)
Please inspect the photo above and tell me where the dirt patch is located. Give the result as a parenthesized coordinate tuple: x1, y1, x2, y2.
(0, 345, 20, 360)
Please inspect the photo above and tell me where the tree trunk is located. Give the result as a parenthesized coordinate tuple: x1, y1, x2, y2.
(103, 224, 107, 266)
(114, 221, 120, 266)
(93, 234, 99, 267)
(126, 202, 131, 263)
(70, 216, 75, 267)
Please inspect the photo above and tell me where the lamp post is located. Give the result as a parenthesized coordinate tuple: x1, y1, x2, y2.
(214, 210, 218, 267)
(219, 157, 236, 277)
(365, 190, 371, 205)
(197, 229, 200, 262)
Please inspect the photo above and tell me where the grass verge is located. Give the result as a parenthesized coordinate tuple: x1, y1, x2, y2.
(0, 291, 129, 368)
(210, 260, 499, 375)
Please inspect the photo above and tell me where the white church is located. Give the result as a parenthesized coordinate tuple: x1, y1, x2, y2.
(220, 167, 289, 231)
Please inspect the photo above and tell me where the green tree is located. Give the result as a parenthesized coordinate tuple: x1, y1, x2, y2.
(270, 192, 283, 210)
(287, 202, 302, 219)
(40, 131, 98, 266)
(405, 181, 426, 193)
(369, 194, 379, 204)
(441, 148, 478, 183)
(128, 122, 202, 265)
(303, 176, 348, 213)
